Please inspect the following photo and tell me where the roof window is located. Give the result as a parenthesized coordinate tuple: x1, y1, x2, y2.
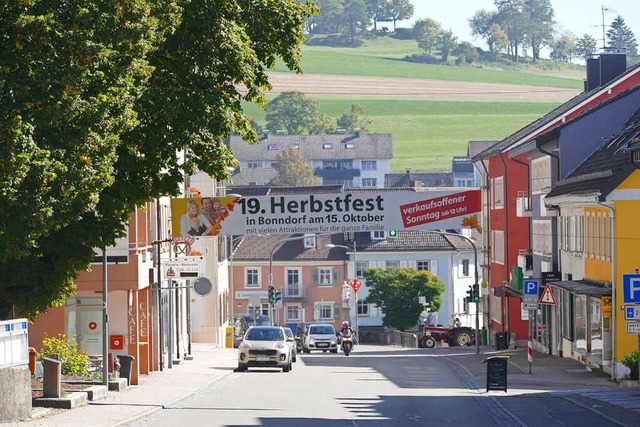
(267, 144, 279, 150)
(323, 143, 333, 149)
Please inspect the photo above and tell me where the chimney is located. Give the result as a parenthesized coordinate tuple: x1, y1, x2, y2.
(584, 52, 627, 92)
(354, 128, 361, 137)
(405, 168, 411, 178)
(262, 129, 269, 139)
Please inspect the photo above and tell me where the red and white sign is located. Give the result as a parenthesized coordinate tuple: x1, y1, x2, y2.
(349, 278, 362, 293)
(399, 190, 481, 228)
(88, 321, 97, 330)
(539, 284, 557, 305)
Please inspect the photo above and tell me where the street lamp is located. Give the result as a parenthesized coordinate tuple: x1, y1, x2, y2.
(326, 242, 358, 342)
(429, 230, 480, 355)
(228, 235, 245, 324)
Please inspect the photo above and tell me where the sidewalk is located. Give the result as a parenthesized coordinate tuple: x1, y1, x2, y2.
(12, 344, 238, 427)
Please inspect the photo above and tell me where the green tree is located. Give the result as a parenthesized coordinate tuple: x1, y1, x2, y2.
(269, 147, 321, 187)
(340, 0, 370, 44)
(438, 29, 458, 62)
(336, 104, 372, 133)
(387, 0, 414, 32)
(307, 0, 343, 34)
(607, 16, 638, 57)
(0, 0, 316, 319)
(495, 0, 527, 62)
(522, 0, 555, 62)
(364, 267, 445, 331)
(489, 23, 510, 58)
(414, 18, 443, 54)
(550, 31, 576, 62)
(365, 0, 392, 32)
(265, 91, 334, 135)
(575, 34, 598, 61)
(453, 41, 480, 64)
(469, 9, 500, 56)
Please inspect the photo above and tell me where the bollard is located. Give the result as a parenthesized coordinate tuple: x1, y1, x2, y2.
(28, 347, 37, 376)
(43, 357, 62, 398)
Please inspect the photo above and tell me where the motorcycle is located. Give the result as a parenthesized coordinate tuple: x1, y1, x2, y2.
(340, 330, 354, 356)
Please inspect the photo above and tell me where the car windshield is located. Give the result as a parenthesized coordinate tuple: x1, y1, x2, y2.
(309, 326, 334, 335)
(283, 328, 293, 338)
(246, 328, 284, 341)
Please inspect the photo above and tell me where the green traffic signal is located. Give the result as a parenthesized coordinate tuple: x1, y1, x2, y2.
(472, 284, 480, 302)
(388, 230, 397, 237)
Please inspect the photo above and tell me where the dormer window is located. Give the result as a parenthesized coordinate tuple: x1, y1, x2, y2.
(345, 143, 355, 149)
(267, 144, 278, 150)
(322, 143, 333, 149)
(290, 144, 300, 150)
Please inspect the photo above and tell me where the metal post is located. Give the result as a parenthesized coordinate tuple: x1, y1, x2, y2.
(353, 240, 359, 343)
(102, 247, 109, 386)
(168, 280, 173, 368)
(473, 241, 480, 356)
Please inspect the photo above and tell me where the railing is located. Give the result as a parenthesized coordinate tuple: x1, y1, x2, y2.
(359, 327, 418, 348)
(283, 284, 307, 299)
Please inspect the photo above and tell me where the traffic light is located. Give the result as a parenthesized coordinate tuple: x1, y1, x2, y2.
(268, 285, 275, 304)
(388, 230, 397, 237)
(465, 285, 473, 304)
(275, 291, 282, 302)
(472, 284, 480, 302)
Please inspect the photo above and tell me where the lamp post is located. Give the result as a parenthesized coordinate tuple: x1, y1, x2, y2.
(326, 241, 358, 342)
(228, 235, 246, 325)
(429, 230, 480, 355)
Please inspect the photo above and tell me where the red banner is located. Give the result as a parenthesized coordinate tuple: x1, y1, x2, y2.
(399, 190, 481, 229)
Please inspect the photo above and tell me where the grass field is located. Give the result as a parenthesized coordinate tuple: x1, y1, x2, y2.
(247, 36, 581, 172)
(242, 100, 561, 171)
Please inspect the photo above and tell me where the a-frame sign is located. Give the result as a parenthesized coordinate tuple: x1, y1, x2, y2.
(539, 283, 557, 306)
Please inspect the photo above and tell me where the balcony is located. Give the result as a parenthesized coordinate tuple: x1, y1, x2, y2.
(517, 249, 533, 276)
(283, 284, 307, 300)
(516, 191, 532, 217)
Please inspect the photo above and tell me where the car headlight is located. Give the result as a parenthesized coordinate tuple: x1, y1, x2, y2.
(309, 340, 315, 345)
(275, 342, 286, 349)
(239, 342, 250, 349)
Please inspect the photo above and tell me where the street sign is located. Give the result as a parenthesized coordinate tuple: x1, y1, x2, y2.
(523, 279, 539, 296)
(163, 257, 204, 279)
(481, 282, 489, 296)
(539, 283, 557, 305)
(349, 278, 362, 293)
(627, 322, 640, 334)
(523, 295, 538, 304)
(623, 274, 640, 303)
(624, 305, 640, 320)
(522, 302, 538, 311)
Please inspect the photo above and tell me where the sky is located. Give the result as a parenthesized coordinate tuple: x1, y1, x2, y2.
(405, 1, 639, 51)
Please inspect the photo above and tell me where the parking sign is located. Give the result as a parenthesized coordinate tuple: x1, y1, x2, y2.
(523, 279, 539, 296)
(623, 274, 640, 303)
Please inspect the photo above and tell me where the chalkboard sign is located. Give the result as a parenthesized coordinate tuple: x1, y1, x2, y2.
(484, 356, 510, 392)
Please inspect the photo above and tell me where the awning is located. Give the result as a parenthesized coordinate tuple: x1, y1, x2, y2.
(493, 285, 522, 298)
(550, 280, 612, 296)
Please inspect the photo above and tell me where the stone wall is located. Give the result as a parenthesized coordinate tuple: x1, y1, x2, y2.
(0, 365, 31, 422)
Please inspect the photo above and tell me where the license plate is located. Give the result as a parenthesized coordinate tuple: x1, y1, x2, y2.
(256, 355, 270, 361)
(424, 331, 431, 336)
(317, 343, 329, 348)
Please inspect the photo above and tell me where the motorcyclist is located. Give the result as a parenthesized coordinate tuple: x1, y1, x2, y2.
(340, 321, 355, 341)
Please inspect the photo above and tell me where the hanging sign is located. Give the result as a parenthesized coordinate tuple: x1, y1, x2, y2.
(349, 278, 363, 293)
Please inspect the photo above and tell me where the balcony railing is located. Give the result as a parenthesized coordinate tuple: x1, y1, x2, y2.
(283, 284, 307, 299)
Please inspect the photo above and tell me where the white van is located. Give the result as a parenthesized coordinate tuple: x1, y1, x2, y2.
(302, 323, 338, 353)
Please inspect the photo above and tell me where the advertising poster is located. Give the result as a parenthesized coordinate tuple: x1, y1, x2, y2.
(171, 190, 480, 237)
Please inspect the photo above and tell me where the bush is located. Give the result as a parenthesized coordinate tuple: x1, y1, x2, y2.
(404, 53, 439, 64)
(39, 334, 90, 377)
(622, 349, 638, 380)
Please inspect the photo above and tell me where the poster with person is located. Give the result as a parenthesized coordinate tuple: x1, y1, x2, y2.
(171, 195, 241, 238)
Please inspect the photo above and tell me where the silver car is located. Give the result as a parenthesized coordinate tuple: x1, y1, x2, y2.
(302, 323, 338, 353)
(237, 326, 292, 372)
(282, 327, 297, 362)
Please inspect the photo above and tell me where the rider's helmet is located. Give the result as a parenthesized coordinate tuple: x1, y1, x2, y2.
(342, 321, 349, 327)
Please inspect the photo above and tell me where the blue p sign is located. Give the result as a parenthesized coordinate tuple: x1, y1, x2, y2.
(523, 279, 539, 296)
(623, 274, 640, 303)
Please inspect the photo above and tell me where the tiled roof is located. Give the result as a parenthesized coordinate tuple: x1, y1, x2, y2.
(546, 107, 640, 199)
(357, 230, 481, 253)
(385, 171, 453, 188)
(472, 63, 640, 162)
(229, 167, 277, 186)
(232, 233, 348, 261)
(227, 184, 344, 196)
(228, 132, 393, 161)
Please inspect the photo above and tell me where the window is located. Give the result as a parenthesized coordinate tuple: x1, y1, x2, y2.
(361, 160, 377, 171)
(245, 268, 260, 288)
(491, 230, 505, 264)
(286, 305, 302, 322)
(386, 260, 400, 269)
(247, 162, 261, 169)
(531, 156, 551, 194)
(286, 268, 301, 297)
(267, 144, 278, 150)
(345, 143, 355, 149)
(315, 267, 335, 286)
(290, 144, 300, 150)
(372, 230, 385, 240)
(322, 143, 333, 149)
(261, 303, 269, 316)
(416, 261, 430, 271)
(356, 261, 368, 278)
(316, 302, 335, 321)
(361, 178, 377, 188)
(460, 259, 470, 277)
(492, 176, 504, 208)
(357, 300, 369, 316)
(304, 234, 316, 248)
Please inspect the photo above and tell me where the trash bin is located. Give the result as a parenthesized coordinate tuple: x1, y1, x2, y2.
(117, 355, 135, 385)
(484, 355, 510, 392)
(495, 332, 508, 350)
(481, 327, 488, 346)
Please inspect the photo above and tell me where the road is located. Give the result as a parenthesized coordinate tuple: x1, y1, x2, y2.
(130, 345, 625, 427)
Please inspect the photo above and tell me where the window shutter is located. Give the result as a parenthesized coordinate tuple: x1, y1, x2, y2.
(331, 269, 338, 285)
(333, 303, 341, 319)
(408, 260, 416, 269)
(313, 269, 319, 286)
(313, 302, 319, 320)
(430, 260, 438, 275)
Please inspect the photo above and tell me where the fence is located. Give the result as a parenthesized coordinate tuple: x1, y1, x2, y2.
(359, 327, 418, 348)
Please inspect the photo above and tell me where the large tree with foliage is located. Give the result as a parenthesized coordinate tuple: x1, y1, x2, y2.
(607, 16, 638, 57)
(306, 0, 342, 34)
(522, 0, 554, 62)
(469, 9, 499, 56)
(364, 267, 445, 331)
(0, 0, 316, 320)
(550, 31, 576, 62)
(265, 91, 334, 135)
(340, 0, 369, 44)
(365, 0, 391, 31)
(336, 104, 372, 133)
(414, 18, 443, 55)
(494, 0, 527, 62)
(438, 30, 458, 62)
(269, 147, 321, 187)
(387, 0, 413, 32)
(575, 34, 598, 61)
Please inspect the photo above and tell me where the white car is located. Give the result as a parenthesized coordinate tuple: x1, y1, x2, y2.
(282, 327, 297, 362)
(302, 323, 338, 353)
(237, 326, 293, 372)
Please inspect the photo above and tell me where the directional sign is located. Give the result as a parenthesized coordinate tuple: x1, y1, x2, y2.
(522, 302, 538, 311)
(163, 257, 204, 279)
(539, 283, 557, 305)
(523, 279, 539, 296)
(627, 322, 640, 335)
(624, 305, 640, 320)
(623, 274, 640, 303)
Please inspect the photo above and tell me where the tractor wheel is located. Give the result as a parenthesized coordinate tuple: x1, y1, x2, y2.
(423, 336, 437, 348)
(452, 329, 472, 347)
